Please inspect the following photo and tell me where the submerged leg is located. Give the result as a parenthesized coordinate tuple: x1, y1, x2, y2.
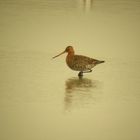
(78, 70, 92, 77)
(78, 71, 83, 77)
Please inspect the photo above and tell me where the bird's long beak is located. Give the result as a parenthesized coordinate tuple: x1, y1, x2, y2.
(52, 51, 66, 59)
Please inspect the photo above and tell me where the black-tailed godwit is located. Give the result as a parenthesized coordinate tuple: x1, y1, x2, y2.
(52, 46, 105, 77)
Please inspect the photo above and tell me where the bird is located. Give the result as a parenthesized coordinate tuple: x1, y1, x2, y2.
(52, 46, 105, 77)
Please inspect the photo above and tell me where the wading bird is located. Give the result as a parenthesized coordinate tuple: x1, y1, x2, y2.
(52, 46, 105, 77)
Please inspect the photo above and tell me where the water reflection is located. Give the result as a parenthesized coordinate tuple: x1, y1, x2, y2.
(64, 77, 99, 111)
(78, 0, 94, 12)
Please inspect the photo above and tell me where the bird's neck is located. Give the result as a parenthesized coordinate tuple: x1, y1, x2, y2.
(67, 51, 74, 56)
(66, 51, 74, 63)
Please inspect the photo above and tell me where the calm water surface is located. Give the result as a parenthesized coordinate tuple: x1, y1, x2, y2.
(0, 0, 140, 140)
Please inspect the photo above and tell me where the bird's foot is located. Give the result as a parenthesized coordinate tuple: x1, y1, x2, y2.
(78, 71, 83, 77)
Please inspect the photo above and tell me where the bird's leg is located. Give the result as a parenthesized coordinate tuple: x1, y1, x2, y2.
(78, 71, 83, 77)
(78, 70, 92, 77)
(83, 69, 92, 73)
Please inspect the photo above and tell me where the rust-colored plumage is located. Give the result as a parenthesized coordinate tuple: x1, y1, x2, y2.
(52, 46, 105, 77)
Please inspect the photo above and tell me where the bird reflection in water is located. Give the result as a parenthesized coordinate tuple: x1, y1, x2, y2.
(64, 77, 100, 111)
(81, 0, 94, 12)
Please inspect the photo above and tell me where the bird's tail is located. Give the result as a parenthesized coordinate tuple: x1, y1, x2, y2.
(95, 60, 105, 65)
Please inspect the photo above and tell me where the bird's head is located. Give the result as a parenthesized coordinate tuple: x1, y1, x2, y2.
(52, 46, 74, 59)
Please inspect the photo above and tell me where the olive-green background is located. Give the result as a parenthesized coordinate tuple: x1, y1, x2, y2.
(0, 0, 140, 140)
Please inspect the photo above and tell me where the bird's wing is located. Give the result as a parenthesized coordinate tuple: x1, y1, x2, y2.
(73, 55, 98, 65)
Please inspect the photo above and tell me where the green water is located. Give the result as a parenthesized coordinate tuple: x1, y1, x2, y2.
(0, 0, 140, 140)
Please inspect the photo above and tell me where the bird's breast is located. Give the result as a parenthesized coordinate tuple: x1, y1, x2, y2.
(66, 54, 74, 68)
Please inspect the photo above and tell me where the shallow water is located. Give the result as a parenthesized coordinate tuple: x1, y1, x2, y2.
(0, 0, 140, 140)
